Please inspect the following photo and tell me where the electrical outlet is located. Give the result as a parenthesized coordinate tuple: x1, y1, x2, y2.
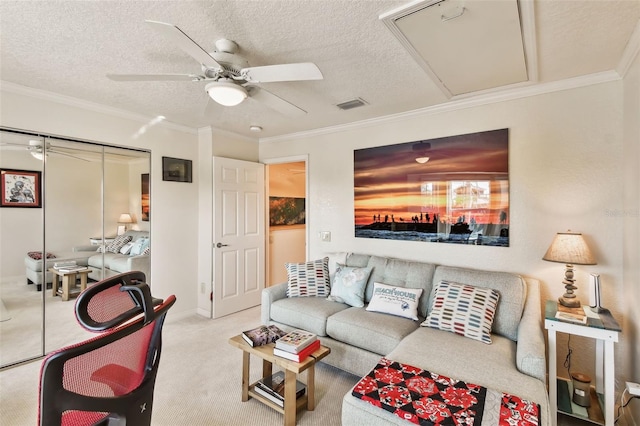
(626, 381, 640, 396)
(320, 231, 331, 242)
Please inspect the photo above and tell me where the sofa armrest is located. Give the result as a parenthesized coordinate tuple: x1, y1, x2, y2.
(126, 255, 150, 280)
(516, 278, 547, 383)
(73, 245, 98, 252)
(261, 282, 288, 325)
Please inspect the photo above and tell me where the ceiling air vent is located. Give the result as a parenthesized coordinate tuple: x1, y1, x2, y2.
(336, 98, 368, 111)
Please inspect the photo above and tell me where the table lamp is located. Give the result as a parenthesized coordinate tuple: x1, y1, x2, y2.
(117, 213, 134, 235)
(543, 231, 596, 308)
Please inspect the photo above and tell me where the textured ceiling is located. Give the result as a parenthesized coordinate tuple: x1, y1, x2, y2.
(0, 1, 638, 140)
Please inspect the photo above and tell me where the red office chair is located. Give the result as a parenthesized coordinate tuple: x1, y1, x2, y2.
(38, 271, 176, 426)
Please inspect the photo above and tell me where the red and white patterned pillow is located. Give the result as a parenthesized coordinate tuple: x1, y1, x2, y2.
(422, 280, 500, 344)
(285, 257, 330, 297)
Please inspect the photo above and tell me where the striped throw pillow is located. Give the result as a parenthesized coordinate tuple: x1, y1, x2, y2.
(285, 257, 330, 297)
(422, 281, 500, 344)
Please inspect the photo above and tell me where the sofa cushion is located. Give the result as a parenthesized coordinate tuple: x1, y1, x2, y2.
(366, 282, 423, 320)
(386, 327, 549, 414)
(423, 280, 500, 344)
(326, 307, 420, 355)
(430, 266, 526, 341)
(270, 297, 349, 336)
(104, 234, 132, 254)
(285, 257, 331, 298)
(328, 265, 372, 307)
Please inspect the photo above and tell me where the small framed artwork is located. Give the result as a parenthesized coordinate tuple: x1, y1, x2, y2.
(162, 157, 192, 183)
(141, 173, 150, 221)
(1, 168, 42, 208)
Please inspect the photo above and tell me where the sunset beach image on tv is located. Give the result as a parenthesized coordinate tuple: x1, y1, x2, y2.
(354, 128, 510, 246)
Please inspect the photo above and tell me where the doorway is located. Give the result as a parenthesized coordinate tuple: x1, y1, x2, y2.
(266, 159, 308, 286)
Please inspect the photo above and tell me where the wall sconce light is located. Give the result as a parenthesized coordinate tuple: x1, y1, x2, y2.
(543, 230, 596, 308)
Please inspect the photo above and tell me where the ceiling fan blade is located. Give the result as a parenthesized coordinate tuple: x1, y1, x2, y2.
(145, 20, 222, 70)
(49, 150, 91, 162)
(242, 63, 323, 83)
(248, 87, 307, 116)
(107, 73, 203, 82)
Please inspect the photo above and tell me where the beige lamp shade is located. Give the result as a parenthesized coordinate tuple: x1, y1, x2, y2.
(118, 213, 134, 224)
(543, 232, 596, 265)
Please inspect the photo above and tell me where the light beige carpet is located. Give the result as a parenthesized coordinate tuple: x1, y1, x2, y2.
(0, 305, 360, 425)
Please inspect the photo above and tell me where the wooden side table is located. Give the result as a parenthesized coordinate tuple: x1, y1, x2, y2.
(228, 334, 330, 426)
(49, 268, 90, 301)
(544, 300, 621, 426)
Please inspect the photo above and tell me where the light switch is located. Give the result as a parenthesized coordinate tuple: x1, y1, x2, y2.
(320, 231, 331, 242)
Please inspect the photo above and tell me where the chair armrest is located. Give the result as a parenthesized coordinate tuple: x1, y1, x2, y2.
(261, 282, 288, 325)
(516, 278, 547, 383)
(73, 245, 98, 252)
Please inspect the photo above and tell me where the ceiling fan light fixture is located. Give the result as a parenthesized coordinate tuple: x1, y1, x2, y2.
(415, 156, 430, 164)
(205, 80, 248, 106)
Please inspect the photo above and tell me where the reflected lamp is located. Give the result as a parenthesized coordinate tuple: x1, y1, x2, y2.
(543, 231, 596, 308)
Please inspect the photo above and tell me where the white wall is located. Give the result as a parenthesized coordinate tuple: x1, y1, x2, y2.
(260, 80, 637, 395)
(622, 36, 640, 422)
(1, 85, 199, 318)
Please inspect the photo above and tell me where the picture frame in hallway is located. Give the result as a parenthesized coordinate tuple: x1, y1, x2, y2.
(0, 168, 42, 208)
(141, 173, 150, 221)
(162, 157, 192, 183)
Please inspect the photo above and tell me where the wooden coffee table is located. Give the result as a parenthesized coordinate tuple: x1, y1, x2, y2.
(228, 334, 330, 426)
(48, 268, 90, 301)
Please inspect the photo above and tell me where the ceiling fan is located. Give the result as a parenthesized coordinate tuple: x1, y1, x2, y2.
(0, 140, 90, 161)
(107, 20, 324, 116)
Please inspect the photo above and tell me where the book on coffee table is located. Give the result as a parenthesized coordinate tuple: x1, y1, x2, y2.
(254, 371, 306, 407)
(275, 329, 317, 353)
(242, 325, 287, 347)
(273, 339, 321, 362)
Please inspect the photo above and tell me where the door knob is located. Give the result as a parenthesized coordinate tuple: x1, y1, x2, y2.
(216, 242, 229, 248)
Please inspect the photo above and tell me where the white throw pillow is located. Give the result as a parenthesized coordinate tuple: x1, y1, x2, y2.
(422, 280, 500, 344)
(119, 242, 135, 255)
(365, 282, 423, 320)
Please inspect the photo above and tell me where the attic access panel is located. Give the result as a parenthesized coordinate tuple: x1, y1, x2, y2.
(381, 0, 529, 97)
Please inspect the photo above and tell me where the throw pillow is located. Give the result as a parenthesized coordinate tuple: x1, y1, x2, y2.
(129, 237, 149, 256)
(327, 264, 372, 307)
(142, 245, 150, 255)
(105, 234, 132, 254)
(285, 257, 330, 298)
(119, 242, 135, 255)
(422, 280, 500, 344)
(365, 282, 423, 320)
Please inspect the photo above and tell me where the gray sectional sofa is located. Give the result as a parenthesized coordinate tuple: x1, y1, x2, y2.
(261, 252, 550, 426)
(25, 230, 150, 288)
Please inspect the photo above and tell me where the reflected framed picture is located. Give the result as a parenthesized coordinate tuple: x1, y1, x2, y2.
(162, 157, 192, 183)
(141, 173, 150, 221)
(0, 168, 42, 208)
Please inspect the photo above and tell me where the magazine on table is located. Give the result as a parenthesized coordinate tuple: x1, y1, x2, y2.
(254, 371, 305, 407)
(242, 325, 287, 347)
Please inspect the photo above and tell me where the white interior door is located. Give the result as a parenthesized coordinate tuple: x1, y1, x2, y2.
(212, 157, 265, 318)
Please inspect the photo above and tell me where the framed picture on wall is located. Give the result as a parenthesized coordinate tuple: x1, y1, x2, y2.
(162, 157, 192, 183)
(0, 168, 42, 208)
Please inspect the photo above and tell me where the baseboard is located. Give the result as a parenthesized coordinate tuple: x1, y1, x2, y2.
(164, 308, 198, 323)
(196, 307, 212, 319)
(621, 401, 639, 426)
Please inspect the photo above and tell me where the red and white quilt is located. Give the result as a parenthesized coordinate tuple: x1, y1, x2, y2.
(352, 357, 539, 426)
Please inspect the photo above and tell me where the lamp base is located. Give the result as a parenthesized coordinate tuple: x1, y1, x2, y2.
(558, 296, 581, 308)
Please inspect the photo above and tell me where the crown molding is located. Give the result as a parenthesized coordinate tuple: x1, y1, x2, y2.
(617, 19, 640, 78)
(260, 71, 621, 144)
(0, 81, 197, 135)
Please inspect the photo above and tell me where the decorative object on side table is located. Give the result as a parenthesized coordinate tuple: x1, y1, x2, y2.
(543, 230, 596, 308)
(117, 213, 134, 236)
(0, 168, 42, 208)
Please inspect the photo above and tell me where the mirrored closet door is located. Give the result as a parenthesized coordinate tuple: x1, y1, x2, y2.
(0, 129, 151, 367)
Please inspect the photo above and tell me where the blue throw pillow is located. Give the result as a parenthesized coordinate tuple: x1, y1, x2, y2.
(327, 265, 372, 307)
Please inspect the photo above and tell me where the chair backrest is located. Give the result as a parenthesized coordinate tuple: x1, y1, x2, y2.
(38, 271, 176, 426)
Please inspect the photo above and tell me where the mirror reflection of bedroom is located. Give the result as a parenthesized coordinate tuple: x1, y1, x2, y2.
(267, 161, 307, 286)
(0, 129, 150, 368)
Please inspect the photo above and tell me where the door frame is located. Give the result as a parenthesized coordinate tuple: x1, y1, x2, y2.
(263, 155, 309, 286)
